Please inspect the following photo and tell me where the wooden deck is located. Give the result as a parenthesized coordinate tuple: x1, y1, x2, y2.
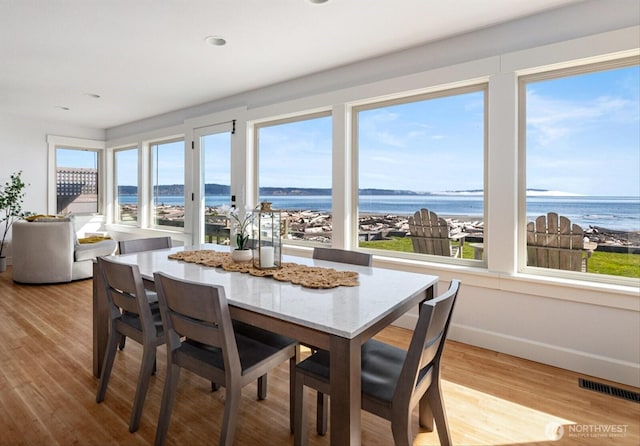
(0, 267, 638, 445)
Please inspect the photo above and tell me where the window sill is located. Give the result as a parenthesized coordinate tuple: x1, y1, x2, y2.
(282, 245, 639, 312)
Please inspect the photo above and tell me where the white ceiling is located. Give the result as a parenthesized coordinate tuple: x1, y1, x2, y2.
(0, 0, 581, 130)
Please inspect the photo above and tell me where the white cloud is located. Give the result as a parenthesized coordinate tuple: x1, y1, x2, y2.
(526, 89, 637, 147)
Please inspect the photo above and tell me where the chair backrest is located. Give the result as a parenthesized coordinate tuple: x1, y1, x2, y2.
(153, 272, 240, 373)
(312, 247, 372, 266)
(118, 236, 172, 255)
(408, 208, 453, 256)
(97, 256, 155, 326)
(395, 280, 460, 406)
(526, 212, 584, 271)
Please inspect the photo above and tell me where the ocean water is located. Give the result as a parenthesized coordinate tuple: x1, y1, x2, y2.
(119, 194, 640, 232)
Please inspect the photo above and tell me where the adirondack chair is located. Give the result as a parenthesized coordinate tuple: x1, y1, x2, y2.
(527, 212, 589, 272)
(408, 208, 466, 258)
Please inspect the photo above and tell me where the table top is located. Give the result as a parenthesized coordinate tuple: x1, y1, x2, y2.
(108, 244, 438, 339)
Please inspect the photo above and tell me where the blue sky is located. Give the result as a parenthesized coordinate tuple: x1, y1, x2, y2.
(526, 65, 639, 196)
(357, 90, 484, 193)
(60, 64, 639, 197)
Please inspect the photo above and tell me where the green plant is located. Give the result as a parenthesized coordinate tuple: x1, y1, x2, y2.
(227, 205, 257, 250)
(0, 171, 28, 259)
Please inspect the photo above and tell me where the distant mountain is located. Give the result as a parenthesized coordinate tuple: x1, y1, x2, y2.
(261, 187, 426, 196)
(118, 185, 427, 196)
(117, 184, 566, 196)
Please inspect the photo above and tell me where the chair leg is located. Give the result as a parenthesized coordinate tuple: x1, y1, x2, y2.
(426, 383, 452, 446)
(211, 382, 221, 392)
(257, 374, 267, 400)
(289, 356, 296, 433)
(96, 331, 120, 403)
(390, 408, 412, 446)
(316, 392, 328, 435)
(293, 371, 308, 446)
(419, 393, 434, 431)
(154, 363, 181, 446)
(118, 334, 126, 350)
(129, 344, 157, 433)
(220, 382, 242, 446)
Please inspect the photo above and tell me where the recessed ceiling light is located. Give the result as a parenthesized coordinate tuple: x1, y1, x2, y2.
(84, 93, 101, 99)
(55, 106, 70, 111)
(205, 35, 227, 46)
(309, 0, 329, 4)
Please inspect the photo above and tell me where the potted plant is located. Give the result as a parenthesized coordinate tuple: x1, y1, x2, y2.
(0, 171, 28, 272)
(227, 205, 256, 262)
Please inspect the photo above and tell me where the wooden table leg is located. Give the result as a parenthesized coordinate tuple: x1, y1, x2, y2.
(92, 261, 108, 378)
(330, 335, 361, 446)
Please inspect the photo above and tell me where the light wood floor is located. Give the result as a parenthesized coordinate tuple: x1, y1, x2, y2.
(0, 268, 638, 446)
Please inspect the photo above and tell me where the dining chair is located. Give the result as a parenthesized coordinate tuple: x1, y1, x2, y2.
(312, 247, 373, 267)
(118, 236, 172, 255)
(95, 256, 165, 433)
(294, 279, 461, 446)
(116, 236, 171, 350)
(153, 272, 298, 446)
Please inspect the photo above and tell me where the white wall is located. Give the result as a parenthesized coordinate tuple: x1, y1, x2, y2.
(0, 112, 105, 261)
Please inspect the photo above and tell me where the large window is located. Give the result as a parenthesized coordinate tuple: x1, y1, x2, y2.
(113, 147, 138, 224)
(256, 112, 332, 244)
(150, 138, 185, 228)
(55, 147, 101, 214)
(355, 85, 486, 261)
(521, 58, 640, 279)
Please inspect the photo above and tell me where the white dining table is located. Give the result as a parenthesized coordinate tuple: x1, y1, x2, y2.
(92, 244, 438, 446)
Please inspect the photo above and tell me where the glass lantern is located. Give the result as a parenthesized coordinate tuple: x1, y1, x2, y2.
(252, 202, 282, 269)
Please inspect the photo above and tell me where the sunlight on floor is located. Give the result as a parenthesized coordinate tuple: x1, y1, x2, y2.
(413, 380, 575, 445)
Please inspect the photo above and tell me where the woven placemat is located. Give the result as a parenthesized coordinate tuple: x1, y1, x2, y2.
(168, 250, 359, 289)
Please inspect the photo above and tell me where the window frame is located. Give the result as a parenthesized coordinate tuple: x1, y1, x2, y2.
(351, 83, 489, 266)
(112, 145, 139, 225)
(517, 55, 640, 284)
(253, 110, 333, 248)
(194, 121, 234, 244)
(148, 136, 186, 231)
(46, 135, 106, 215)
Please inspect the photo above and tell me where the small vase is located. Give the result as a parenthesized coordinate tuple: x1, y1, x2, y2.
(231, 249, 252, 263)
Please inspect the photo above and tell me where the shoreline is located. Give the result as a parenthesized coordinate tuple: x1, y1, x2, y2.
(119, 204, 640, 247)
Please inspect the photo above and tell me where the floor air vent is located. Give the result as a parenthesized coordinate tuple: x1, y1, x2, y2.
(579, 378, 640, 403)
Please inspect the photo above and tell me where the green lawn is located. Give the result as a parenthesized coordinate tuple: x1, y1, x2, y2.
(588, 250, 640, 278)
(359, 237, 640, 279)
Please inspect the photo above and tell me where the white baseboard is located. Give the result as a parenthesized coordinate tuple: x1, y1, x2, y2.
(392, 315, 640, 388)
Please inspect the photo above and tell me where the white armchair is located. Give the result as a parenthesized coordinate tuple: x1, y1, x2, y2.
(11, 219, 116, 284)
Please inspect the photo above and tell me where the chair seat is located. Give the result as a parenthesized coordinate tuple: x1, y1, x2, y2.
(297, 340, 411, 404)
(183, 329, 296, 374)
(232, 320, 297, 351)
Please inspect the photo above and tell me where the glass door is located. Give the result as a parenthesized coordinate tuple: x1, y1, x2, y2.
(194, 123, 232, 244)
